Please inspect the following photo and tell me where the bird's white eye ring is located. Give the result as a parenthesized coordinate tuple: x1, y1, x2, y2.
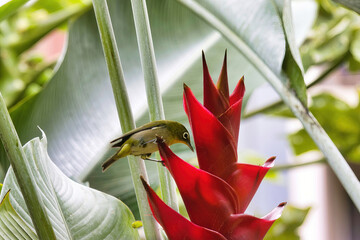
(183, 132, 189, 139)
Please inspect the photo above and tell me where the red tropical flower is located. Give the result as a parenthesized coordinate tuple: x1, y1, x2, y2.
(183, 51, 276, 212)
(141, 51, 286, 239)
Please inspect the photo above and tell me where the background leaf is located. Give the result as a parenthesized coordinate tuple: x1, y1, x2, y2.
(333, 0, 360, 14)
(0, 0, 91, 109)
(0, 132, 139, 239)
(300, 0, 360, 71)
(0, 0, 30, 22)
(270, 92, 360, 164)
(265, 205, 310, 240)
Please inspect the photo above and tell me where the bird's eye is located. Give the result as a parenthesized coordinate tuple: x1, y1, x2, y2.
(183, 132, 189, 139)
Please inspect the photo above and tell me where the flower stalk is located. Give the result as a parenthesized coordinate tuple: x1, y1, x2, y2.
(244, 51, 350, 119)
(130, 0, 178, 213)
(92, 0, 161, 238)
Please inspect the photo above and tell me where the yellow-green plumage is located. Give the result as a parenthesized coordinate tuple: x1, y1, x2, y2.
(102, 120, 193, 171)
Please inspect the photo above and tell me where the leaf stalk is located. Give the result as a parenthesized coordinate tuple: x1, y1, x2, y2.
(92, 0, 161, 238)
(130, 0, 179, 213)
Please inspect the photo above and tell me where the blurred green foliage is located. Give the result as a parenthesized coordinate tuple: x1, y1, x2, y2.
(301, 0, 360, 71)
(288, 92, 360, 163)
(265, 205, 311, 240)
(333, 0, 360, 14)
(0, 0, 90, 109)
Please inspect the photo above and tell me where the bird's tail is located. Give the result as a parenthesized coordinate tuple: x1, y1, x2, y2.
(102, 153, 119, 172)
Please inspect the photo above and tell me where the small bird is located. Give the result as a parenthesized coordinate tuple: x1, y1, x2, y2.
(102, 120, 193, 171)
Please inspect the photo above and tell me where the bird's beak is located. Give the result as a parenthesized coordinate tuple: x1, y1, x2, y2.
(186, 141, 194, 152)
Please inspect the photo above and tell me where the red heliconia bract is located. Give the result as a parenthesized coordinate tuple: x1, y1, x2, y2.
(141, 176, 227, 240)
(157, 138, 238, 232)
(141, 51, 286, 240)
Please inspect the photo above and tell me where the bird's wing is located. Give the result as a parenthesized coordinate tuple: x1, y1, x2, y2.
(110, 121, 167, 148)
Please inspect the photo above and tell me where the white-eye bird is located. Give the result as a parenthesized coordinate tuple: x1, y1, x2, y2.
(102, 120, 193, 171)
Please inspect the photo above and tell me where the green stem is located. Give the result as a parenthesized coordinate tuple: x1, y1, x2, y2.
(244, 100, 284, 119)
(307, 52, 350, 88)
(270, 158, 326, 172)
(92, 0, 161, 239)
(0, 93, 55, 239)
(244, 51, 350, 119)
(178, 0, 360, 211)
(130, 0, 179, 213)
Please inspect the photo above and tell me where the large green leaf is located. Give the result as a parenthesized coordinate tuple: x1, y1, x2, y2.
(0, 131, 139, 239)
(0, 189, 38, 240)
(300, 0, 360, 71)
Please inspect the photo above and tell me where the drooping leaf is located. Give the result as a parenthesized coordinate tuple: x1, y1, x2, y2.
(350, 30, 360, 71)
(0, 131, 139, 239)
(279, 0, 307, 106)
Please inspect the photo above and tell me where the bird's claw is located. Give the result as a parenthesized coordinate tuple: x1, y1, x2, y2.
(143, 157, 165, 166)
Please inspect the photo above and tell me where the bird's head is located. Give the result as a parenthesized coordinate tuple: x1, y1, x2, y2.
(168, 121, 194, 152)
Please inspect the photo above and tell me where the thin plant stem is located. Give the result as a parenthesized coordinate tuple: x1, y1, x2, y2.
(244, 100, 284, 119)
(92, 0, 161, 238)
(178, 0, 360, 211)
(0, 93, 56, 239)
(244, 51, 350, 119)
(130, 0, 179, 213)
(270, 158, 326, 172)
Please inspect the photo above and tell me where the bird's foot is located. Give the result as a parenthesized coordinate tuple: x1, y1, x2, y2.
(143, 157, 165, 166)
